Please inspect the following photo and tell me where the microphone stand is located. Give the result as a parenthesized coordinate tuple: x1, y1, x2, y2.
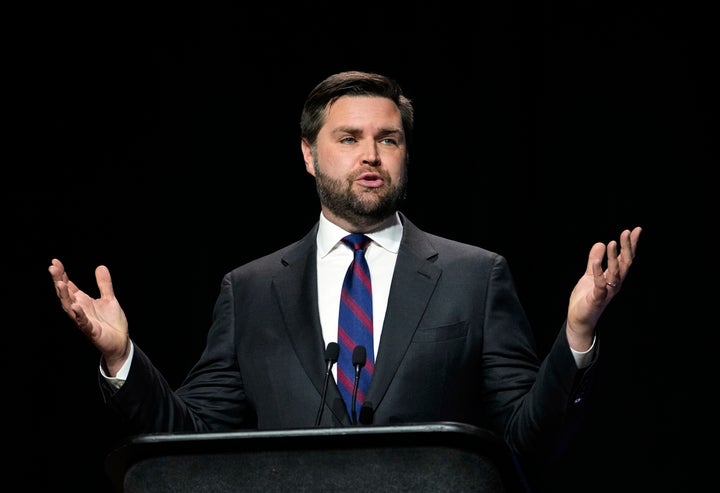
(350, 345, 367, 425)
(315, 342, 339, 427)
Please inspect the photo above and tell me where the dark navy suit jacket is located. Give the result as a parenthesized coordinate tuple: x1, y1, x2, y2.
(104, 212, 594, 460)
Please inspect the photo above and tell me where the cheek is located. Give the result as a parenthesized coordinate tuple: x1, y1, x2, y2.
(316, 150, 352, 177)
(383, 154, 407, 181)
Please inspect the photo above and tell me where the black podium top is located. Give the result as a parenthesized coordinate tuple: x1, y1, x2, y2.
(105, 422, 529, 492)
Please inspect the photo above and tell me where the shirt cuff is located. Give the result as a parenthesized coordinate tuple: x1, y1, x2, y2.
(570, 336, 596, 369)
(98, 341, 134, 390)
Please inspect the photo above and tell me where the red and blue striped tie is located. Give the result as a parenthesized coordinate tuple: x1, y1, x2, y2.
(337, 233, 374, 423)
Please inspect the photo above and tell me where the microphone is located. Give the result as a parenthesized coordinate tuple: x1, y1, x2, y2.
(359, 401, 374, 425)
(351, 345, 367, 425)
(315, 342, 339, 427)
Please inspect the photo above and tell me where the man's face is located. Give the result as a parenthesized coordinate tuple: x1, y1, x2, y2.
(301, 95, 408, 231)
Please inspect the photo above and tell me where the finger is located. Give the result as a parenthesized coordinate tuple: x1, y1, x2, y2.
(617, 226, 641, 277)
(70, 304, 92, 333)
(54, 279, 68, 303)
(626, 226, 642, 259)
(587, 242, 607, 288)
(616, 231, 632, 278)
(48, 258, 66, 282)
(604, 239, 620, 287)
(56, 282, 78, 318)
(66, 279, 80, 296)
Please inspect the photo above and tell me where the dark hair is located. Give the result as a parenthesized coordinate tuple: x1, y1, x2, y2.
(300, 71, 414, 147)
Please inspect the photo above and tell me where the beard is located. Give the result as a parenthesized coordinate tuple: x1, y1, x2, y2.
(313, 158, 408, 229)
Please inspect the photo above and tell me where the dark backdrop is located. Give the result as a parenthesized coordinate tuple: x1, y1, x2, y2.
(6, 3, 713, 492)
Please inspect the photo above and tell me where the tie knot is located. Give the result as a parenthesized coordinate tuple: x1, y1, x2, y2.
(342, 233, 371, 252)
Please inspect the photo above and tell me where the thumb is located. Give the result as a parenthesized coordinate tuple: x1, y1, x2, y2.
(94, 265, 116, 300)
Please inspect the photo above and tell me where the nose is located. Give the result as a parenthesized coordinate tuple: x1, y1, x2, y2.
(361, 142, 380, 167)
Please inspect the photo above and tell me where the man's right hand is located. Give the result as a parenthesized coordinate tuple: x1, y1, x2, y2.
(49, 258, 131, 376)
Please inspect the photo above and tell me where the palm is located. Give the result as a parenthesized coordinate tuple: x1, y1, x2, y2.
(69, 280, 128, 353)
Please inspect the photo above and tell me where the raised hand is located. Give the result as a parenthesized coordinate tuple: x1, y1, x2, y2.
(48, 258, 131, 375)
(565, 226, 642, 351)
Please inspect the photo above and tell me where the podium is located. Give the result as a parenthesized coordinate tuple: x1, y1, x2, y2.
(105, 422, 528, 492)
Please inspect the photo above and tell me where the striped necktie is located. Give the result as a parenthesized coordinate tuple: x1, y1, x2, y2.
(337, 233, 374, 423)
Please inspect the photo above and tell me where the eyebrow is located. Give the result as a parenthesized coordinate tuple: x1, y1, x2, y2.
(332, 125, 403, 137)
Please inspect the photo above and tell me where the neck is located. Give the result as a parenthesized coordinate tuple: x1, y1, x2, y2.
(321, 207, 398, 234)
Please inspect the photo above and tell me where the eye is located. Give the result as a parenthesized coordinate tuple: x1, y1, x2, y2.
(380, 138, 398, 146)
(340, 136, 357, 144)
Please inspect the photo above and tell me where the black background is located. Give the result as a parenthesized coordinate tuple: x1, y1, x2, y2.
(6, 3, 713, 491)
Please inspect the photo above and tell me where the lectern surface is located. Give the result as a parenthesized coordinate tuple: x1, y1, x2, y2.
(105, 422, 527, 493)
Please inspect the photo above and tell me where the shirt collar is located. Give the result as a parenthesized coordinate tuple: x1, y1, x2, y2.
(317, 211, 403, 258)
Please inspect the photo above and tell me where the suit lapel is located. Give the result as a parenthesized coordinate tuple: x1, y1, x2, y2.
(271, 227, 326, 388)
(367, 217, 441, 410)
(271, 223, 351, 425)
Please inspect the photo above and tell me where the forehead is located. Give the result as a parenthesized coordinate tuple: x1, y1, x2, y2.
(324, 95, 402, 127)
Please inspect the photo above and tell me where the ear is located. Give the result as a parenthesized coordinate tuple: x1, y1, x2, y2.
(301, 139, 316, 176)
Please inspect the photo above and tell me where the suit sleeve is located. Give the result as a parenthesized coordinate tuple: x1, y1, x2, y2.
(101, 274, 252, 434)
(479, 254, 593, 460)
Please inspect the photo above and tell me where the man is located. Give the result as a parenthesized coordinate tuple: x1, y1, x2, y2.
(49, 70, 641, 486)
